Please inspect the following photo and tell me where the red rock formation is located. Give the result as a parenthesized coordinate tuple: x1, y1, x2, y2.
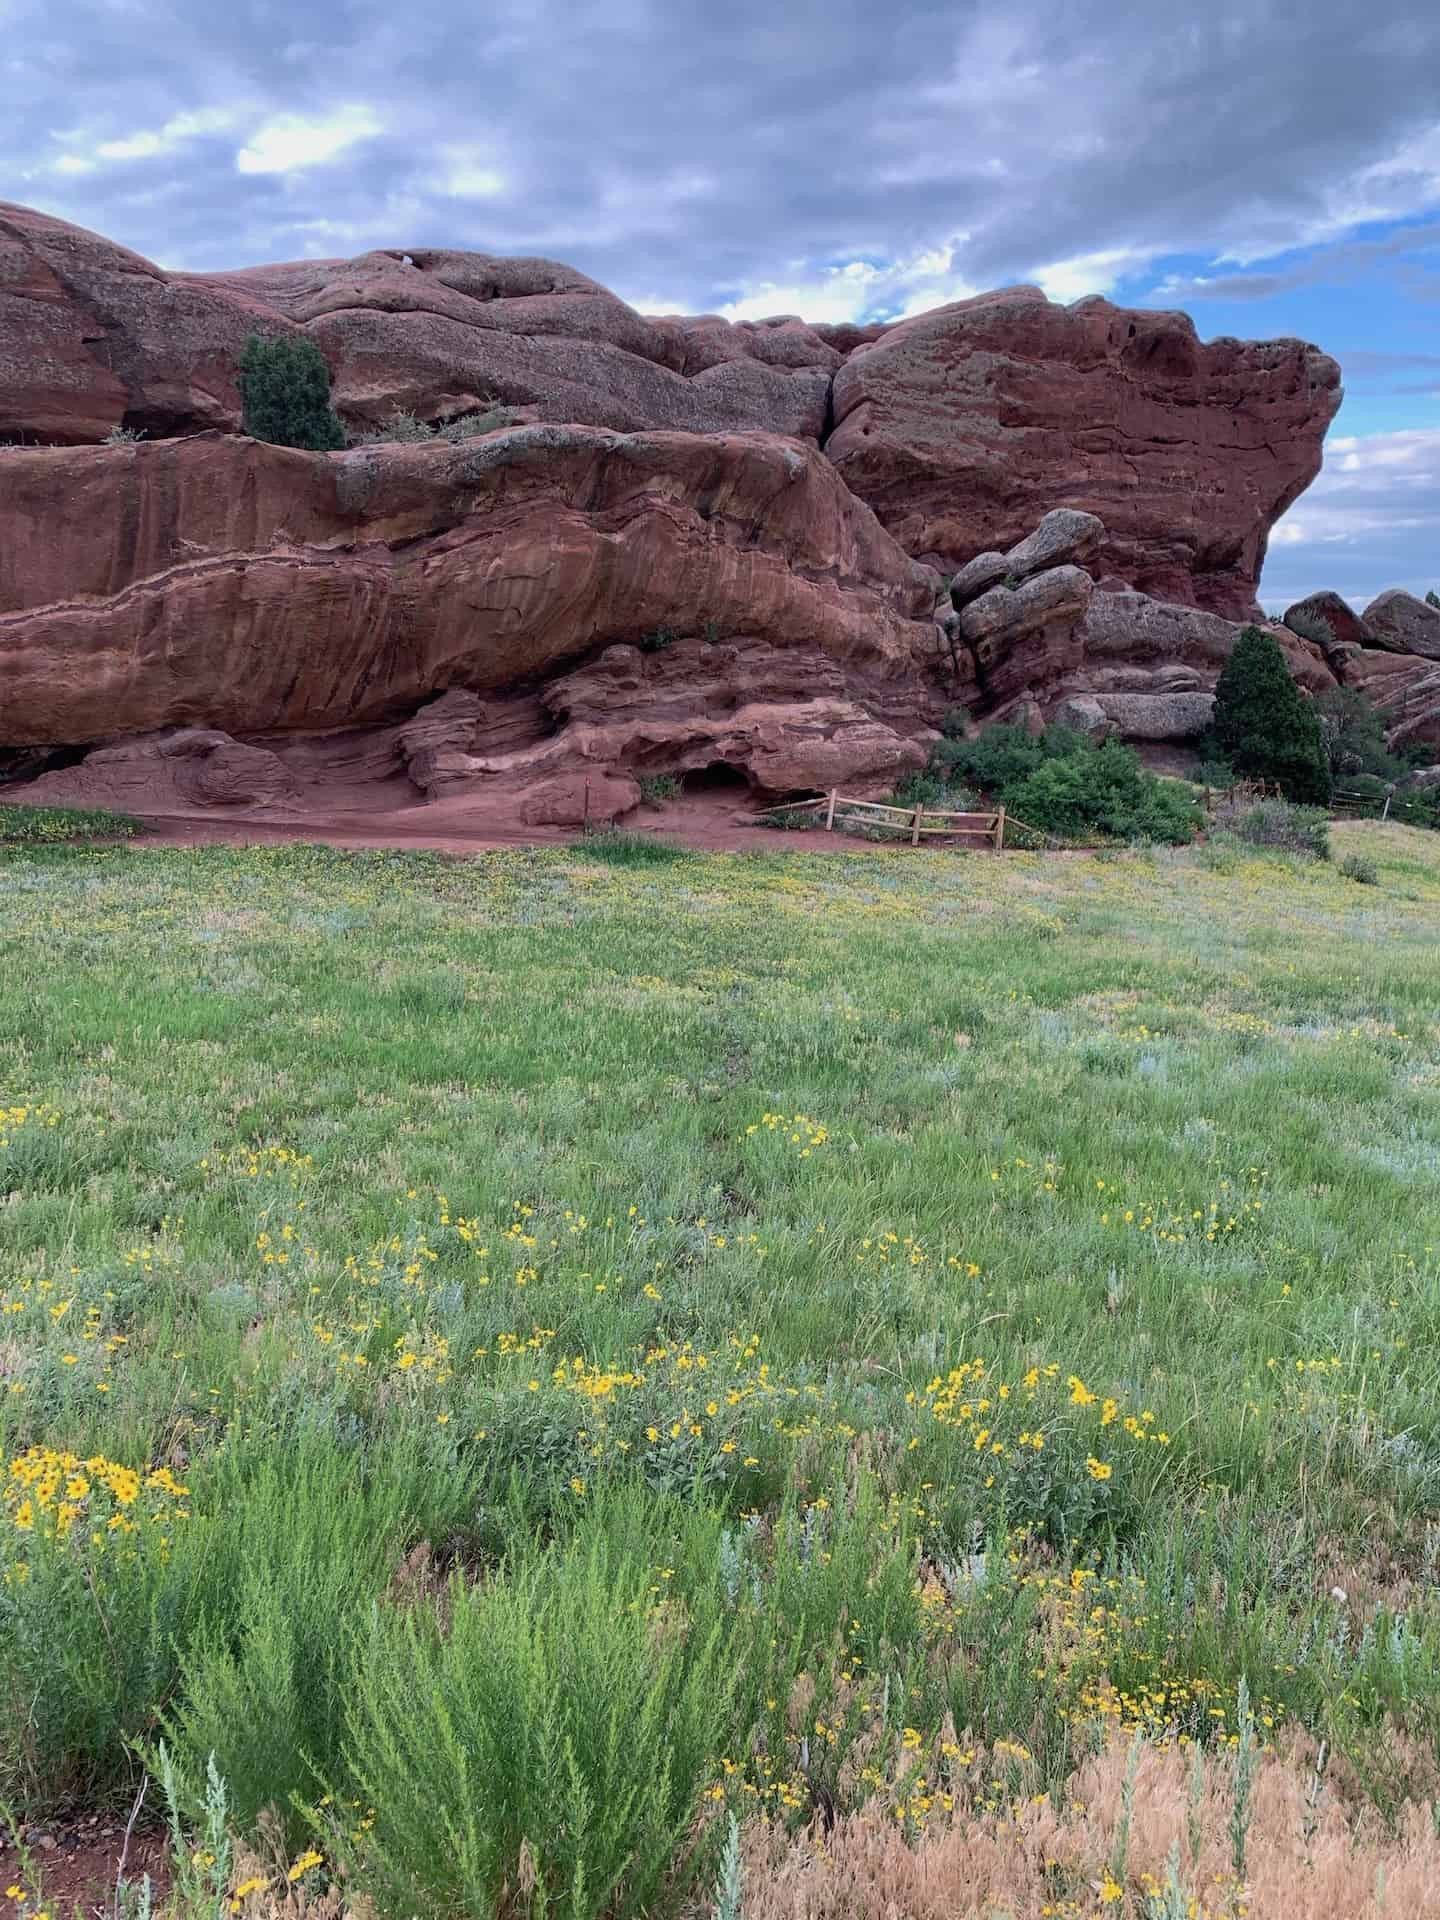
(3, 202, 1339, 620)
(0, 426, 948, 798)
(827, 288, 1341, 617)
(0, 203, 294, 442)
(8, 200, 1419, 818)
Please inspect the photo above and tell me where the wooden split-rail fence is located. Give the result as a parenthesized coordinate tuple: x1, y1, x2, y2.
(1203, 776, 1279, 813)
(756, 790, 1046, 850)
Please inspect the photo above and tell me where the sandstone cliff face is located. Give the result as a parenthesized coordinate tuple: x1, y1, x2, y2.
(0, 199, 1399, 820)
(827, 288, 1341, 618)
(2, 202, 1337, 606)
(0, 426, 948, 793)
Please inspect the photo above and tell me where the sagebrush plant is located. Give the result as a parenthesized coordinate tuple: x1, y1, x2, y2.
(1282, 607, 1336, 651)
(1218, 796, 1331, 860)
(638, 773, 682, 804)
(347, 405, 516, 447)
(236, 334, 346, 453)
(335, 1526, 737, 1920)
(164, 1428, 468, 1843)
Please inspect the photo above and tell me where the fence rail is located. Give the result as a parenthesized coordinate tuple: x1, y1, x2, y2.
(756, 790, 1048, 851)
(1203, 777, 1279, 813)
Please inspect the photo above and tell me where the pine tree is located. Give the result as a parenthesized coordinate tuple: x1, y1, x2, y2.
(1426, 588, 1440, 609)
(237, 333, 346, 452)
(1211, 625, 1332, 805)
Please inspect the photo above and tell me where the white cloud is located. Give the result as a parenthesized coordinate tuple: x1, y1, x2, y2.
(714, 241, 976, 327)
(235, 105, 382, 176)
(1264, 428, 1440, 604)
(44, 106, 243, 175)
(1031, 246, 1147, 303)
(431, 144, 506, 199)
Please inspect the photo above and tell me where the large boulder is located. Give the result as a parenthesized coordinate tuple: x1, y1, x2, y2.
(1078, 591, 1335, 695)
(828, 287, 1340, 616)
(958, 565, 1093, 706)
(1283, 589, 1374, 653)
(950, 508, 1103, 606)
(1339, 650, 1440, 750)
(1364, 590, 1440, 661)
(1091, 690, 1215, 741)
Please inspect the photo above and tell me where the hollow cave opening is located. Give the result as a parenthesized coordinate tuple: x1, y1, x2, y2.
(682, 761, 751, 794)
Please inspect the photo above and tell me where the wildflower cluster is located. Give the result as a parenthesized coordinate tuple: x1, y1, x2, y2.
(744, 1113, 830, 1156)
(3, 1445, 189, 1545)
(0, 1103, 61, 1152)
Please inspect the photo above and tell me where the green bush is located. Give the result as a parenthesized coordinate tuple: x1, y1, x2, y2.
(1197, 756, 1236, 790)
(639, 627, 676, 654)
(638, 774, 681, 804)
(1426, 589, 1440, 610)
(1315, 688, 1404, 783)
(911, 724, 1201, 844)
(1005, 739, 1202, 844)
(1340, 853, 1379, 886)
(891, 768, 975, 811)
(165, 1434, 449, 1842)
(0, 1463, 211, 1807)
(929, 721, 1045, 793)
(237, 333, 346, 452)
(1211, 626, 1331, 805)
(337, 1534, 737, 1920)
(1223, 798, 1331, 860)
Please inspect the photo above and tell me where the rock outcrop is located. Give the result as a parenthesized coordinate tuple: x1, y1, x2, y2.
(0, 425, 948, 802)
(1282, 590, 1374, 654)
(827, 289, 1340, 616)
(1364, 590, 1440, 662)
(3, 202, 1338, 608)
(8, 200, 1428, 822)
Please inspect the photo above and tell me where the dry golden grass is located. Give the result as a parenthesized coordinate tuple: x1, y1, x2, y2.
(738, 1728, 1440, 1920)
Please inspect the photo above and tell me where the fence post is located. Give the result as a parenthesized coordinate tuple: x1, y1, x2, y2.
(995, 805, 1006, 852)
(911, 804, 923, 847)
(825, 789, 837, 831)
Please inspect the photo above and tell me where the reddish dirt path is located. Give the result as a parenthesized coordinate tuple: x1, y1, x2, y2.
(115, 789, 1007, 858)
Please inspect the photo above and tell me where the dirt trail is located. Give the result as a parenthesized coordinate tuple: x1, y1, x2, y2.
(113, 789, 998, 857)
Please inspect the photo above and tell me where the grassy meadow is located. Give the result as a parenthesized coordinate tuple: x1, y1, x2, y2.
(3, 821, 1440, 1918)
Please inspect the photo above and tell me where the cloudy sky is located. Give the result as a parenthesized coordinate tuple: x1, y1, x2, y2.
(5, 0, 1440, 605)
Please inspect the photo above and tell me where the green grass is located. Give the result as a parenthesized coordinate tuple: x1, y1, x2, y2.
(2, 821, 1439, 1909)
(0, 801, 140, 843)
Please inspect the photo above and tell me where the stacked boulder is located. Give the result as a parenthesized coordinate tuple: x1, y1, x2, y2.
(948, 510, 1338, 745)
